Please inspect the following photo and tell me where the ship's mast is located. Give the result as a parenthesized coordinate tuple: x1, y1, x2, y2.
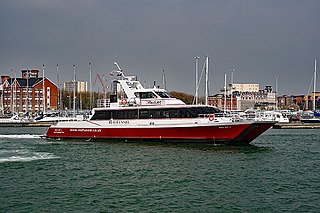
(162, 69, 167, 91)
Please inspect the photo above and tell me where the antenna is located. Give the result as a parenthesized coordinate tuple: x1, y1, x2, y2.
(162, 69, 167, 90)
(111, 61, 136, 81)
(114, 61, 122, 71)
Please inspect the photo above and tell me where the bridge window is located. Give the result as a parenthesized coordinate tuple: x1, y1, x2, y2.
(134, 92, 157, 99)
(155, 91, 171, 98)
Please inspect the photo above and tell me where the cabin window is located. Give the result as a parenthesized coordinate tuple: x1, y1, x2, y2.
(134, 92, 157, 99)
(169, 109, 181, 118)
(91, 106, 221, 120)
(155, 91, 171, 98)
(92, 110, 139, 120)
(91, 111, 106, 120)
(111, 110, 137, 119)
(139, 109, 149, 119)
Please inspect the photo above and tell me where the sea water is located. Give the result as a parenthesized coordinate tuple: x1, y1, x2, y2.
(0, 128, 319, 212)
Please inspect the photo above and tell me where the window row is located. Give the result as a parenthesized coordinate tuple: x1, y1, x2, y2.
(91, 107, 220, 120)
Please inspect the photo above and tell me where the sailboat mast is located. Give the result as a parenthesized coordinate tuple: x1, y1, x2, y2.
(230, 69, 234, 111)
(14, 70, 17, 113)
(26, 69, 29, 114)
(195, 56, 199, 105)
(275, 76, 279, 110)
(205, 56, 209, 105)
(314, 58, 317, 111)
(11, 69, 15, 114)
(73, 64, 76, 117)
(57, 64, 61, 113)
(89, 62, 92, 110)
(42, 64, 46, 114)
(224, 73, 227, 111)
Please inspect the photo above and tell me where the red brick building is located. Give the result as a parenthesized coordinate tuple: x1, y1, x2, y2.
(208, 94, 237, 111)
(1, 70, 58, 115)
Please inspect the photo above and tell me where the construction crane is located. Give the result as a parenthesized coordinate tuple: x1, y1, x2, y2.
(93, 74, 108, 99)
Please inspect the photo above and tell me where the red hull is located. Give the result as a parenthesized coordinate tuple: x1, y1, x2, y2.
(46, 123, 251, 143)
(232, 122, 275, 144)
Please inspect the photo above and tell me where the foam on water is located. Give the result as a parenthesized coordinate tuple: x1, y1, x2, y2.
(0, 134, 43, 139)
(0, 149, 29, 155)
(0, 151, 59, 163)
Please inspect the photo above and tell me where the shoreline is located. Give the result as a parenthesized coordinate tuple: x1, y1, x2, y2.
(273, 122, 320, 129)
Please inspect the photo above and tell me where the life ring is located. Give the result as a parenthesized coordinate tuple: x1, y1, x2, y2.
(208, 114, 215, 121)
(121, 98, 127, 105)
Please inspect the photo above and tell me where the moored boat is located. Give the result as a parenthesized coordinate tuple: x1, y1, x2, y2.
(0, 114, 35, 126)
(35, 112, 83, 123)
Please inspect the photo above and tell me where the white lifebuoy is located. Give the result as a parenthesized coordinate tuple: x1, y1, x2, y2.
(208, 114, 215, 121)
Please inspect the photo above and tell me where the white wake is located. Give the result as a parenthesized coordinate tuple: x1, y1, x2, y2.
(0, 134, 44, 139)
(0, 151, 59, 163)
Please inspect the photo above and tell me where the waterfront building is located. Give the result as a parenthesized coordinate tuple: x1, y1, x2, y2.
(277, 93, 320, 111)
(210, 85, 276, 111)
(64, 81, 87, 92)
(226, 83, 260, 95)
(1, 70, 58, 115)
(208, 94, 238, 111)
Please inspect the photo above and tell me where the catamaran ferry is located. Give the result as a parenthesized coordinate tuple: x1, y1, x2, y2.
(46, 65, 275, 144)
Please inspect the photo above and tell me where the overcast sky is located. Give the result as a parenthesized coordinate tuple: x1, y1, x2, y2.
(1, 0, 320, 96)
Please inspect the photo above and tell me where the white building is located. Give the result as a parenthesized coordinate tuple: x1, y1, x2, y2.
(64, 81, 88, 92)
(226, 83, 259, 94)
(214, 84, 276, 110)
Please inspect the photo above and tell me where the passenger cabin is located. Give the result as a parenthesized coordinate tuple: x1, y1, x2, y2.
(91, 106, 221, 120)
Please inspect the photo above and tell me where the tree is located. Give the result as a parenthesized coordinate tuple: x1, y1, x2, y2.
(169, 91, 195, 104)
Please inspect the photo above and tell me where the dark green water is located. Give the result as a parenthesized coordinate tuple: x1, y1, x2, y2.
(0, 129, 319, 212)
